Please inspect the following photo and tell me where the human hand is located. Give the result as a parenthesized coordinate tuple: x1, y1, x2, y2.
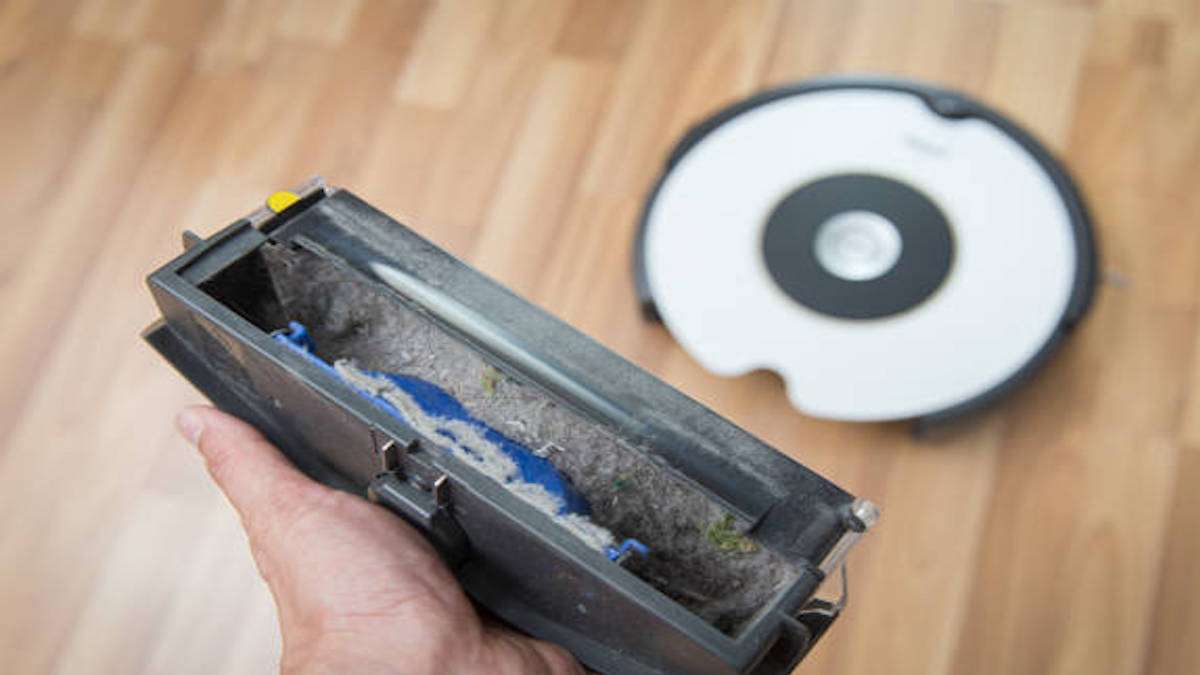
(176, 405, 584, 675)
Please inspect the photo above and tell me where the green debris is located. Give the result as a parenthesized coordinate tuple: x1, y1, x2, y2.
(611, 475, 631, 491)
(480, 365, 503, 396)
(705, 514, 759, 554)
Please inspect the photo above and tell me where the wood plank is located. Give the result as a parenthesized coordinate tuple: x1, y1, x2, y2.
(1, 2, 1198, 674)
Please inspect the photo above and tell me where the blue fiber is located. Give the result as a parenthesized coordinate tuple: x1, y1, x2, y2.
(605, 539, 650, 561)
(272, 322, 591, 516)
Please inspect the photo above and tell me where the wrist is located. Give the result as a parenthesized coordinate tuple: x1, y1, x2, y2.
(281, 634, 406, 675)
(280, 621, 476, 675)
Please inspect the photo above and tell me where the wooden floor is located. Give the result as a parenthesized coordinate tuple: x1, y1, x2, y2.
(2, 0, 1199, 673)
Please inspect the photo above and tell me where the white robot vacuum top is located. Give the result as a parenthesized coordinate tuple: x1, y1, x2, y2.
(634, 77, 1096, 424)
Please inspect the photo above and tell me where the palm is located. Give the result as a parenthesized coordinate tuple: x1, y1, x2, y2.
(178, 405, 582, 675)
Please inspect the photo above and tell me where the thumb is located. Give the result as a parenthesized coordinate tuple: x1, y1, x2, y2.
(175, 405, 334, 555)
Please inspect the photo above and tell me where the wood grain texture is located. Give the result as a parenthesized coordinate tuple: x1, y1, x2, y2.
(1, 1, 1197, 674)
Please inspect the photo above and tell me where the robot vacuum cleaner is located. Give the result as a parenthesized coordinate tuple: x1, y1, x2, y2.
(634, 77, 1097, 424)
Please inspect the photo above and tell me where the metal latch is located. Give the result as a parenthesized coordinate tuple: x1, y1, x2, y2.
(367, 439, 469, 567)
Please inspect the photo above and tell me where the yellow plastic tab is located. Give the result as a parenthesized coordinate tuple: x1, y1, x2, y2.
(267, 190, 300, 213)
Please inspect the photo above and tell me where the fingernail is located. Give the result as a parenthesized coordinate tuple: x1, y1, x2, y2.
(176, 409, 205, 446)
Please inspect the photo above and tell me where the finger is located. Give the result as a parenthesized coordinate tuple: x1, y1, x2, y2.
(176, 405, 330, 542)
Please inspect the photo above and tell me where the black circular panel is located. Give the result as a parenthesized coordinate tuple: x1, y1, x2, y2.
(761, 173, 955, 319)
